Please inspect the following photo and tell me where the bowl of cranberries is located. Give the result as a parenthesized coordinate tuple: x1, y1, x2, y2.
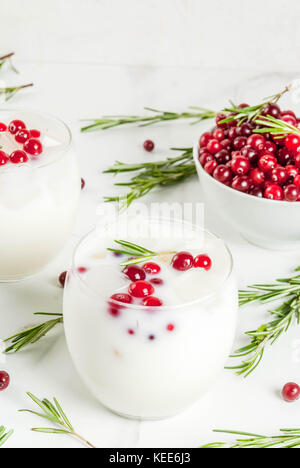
(193, 103, 300, 249)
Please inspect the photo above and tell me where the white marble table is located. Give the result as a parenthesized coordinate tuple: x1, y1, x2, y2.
(0, 58, 300, 448)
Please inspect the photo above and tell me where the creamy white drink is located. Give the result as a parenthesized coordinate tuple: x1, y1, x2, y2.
(0, 111, 80, 281)
(63, 219, 238, 419)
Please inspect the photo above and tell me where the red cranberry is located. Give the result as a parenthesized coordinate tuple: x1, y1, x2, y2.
(0, 122, 7, 132)
(294, 174, 300, 188)
(231, 156, 250, 175)
(213, 165, 233, 185)
(264, 141, 277, 154)
(0, 371, 9, 391)
(59, 271, 67, 287)
(167, 323, 175, 331)
(128, 280, 154, 298)
(171, 251, 194, 271)
(233, 136, 247, 150)
(207, 139, 222, 154)
(204, 159, 217, 174)
(247, 134, 265, 151)
(238, 103, 249, 109)
(150, 278, 163, 285)
(239, 123, 252, 137)
(30, 129, 41, 138)
(250, 187, 263, 197)
(228, 127, 238, 140)
(215, 113, 227, 128)
(24, 138, 43, 155)
(0, 150, 9, 166)
(10, 150, 28, 164)
(111, 293, 133, 304)
(8, 120, 26, 135)
(258, 153, 277, 172)
(81, 178, 85, 190)
(277, 147, 293, 166)
(123, 265, 146, 281)
(142, 296, 163, 307)
(199, 132, 213, 147)
(215, 149, 230, 164)
(193, 254, 212, 270)
(213, 128, 225, 141)
(282, 110, 296, 119)
(143, 139, 155, 152)
(231, 175, 251, 193)
(127, 329, 135, 335)
(281, 115, 297, 126)
(284, 184, 299, 201)
(286, 165, 298, 179)
(148, 334, 155, 341)
(249, 168, 265, 186)
(199, 152, 214, 166)
(295, 154, 300, 169)
(15, 129, 30, 144)
(240, 146, 259, 164)
(220, 138, 231, 150)
(262, 103, 281, 118)
(142, 262, 161, 274)
(264, 184, 283, 200)
(77, 266, 87, 273)
(269, 166, 287, 185)
(285, 134, 300, 152)
(282, 382, 300, 402)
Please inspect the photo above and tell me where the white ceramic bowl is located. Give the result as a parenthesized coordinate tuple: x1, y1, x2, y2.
(193, 139, 300, 250)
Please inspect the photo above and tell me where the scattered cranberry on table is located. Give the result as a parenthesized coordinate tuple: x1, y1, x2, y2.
(0, 371, 10, 391)
(198, 104, 300, 201)
(143, 139, 155, 152)
(282, 382, 300, 402)
(59, 271, 67, 288)
(81, 178, 85, 190)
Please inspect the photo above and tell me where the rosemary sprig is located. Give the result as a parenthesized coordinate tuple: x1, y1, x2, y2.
(81, 107, 216, 132)
(254, 114, 300, 138)
(0, 426, 13, 447)
(20, 393, 96, 448)
(3, 312, 63, 353)
(104, 147, 196, 208)
(201, 428, 300, 448)
(107, 239, 175, 266)
(0, 52, 18, 74)
(0, 83, 33, 102)
(227, 267, 300, 377)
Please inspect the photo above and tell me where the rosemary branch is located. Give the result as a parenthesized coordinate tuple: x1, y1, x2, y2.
(107, 239, 175, 266)
(0, 426, 13, 447)
(20, 393, 96, 448)
(81, 107, 216, 132)
(254, 114, 300, 138)
(0, 83, 33, 102)
(227, 267, 300, 377)
(201, 428, 300, 448)
(0, 52, 18, 74)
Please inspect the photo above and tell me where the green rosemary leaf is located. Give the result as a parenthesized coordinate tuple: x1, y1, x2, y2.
(0, 426, 13, 447)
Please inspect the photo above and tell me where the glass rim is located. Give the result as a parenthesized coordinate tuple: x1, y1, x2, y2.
(70, 218, 234, 311)
(0, 108, 72, 170)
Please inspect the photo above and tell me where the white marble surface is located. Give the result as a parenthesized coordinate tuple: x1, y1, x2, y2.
(1, 1, 300, 449)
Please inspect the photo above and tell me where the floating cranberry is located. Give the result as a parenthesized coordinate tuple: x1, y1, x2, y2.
(123, 265, 146, 281)
(30, 129, 41, 138)
(15, 129, 30, 144)
(264, 184, 283, 200)
(128, 281, 154, 298)
(0, 371, 9, 391)
(231, 175, 251, 193)
(281, 114, 297, 126)
(204, 159, 218, 174)
(285, 134, 300, 153)
(0, 123, 7, 132)
(213, 128, 225, 141)
(249, 168, 265, 186)
(171, 251, 194, 271)
(213, 165, 233, 185)
(111, 293, 133, 304)
(231, 156, 250, 175)
(207, 139, 222, 154)
(199, 132, 213, 147)
(284, 184, 299, 201)
(10, 150, 28, 164)
(142, 296, 163, 307)
(127, 329, 135, 335)
(167, 323, 175, 331)
(193, 254, 212, 270)
(233, 136, 247, 150)
(143, 139, 155, 152)
(8, 119, 26, 135)
(258, 153, 277, 172)
(24, 138, 43, 155)
(150, 278, 163, 285)
(282, 382, 300, 402)
(247, 134, 265, 151)
(59, 271, 67, 287)
(0, 150, 9, 166)
(262, 103, 281, 118)
(77, 266, 87, 273)
(81, 178, 85, 190)
(142, 262, 161, 274)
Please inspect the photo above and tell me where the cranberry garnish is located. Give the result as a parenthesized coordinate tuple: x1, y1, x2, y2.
(111, 293, 133, 304)
(207, 139, 222, 154)
(24, 138, 43, 155)
(0, 123, 7, 132)
(249, 168, 265, 186)
(0, 371, 9, 391)
(15, 129, 30, 144)
(0, 150, 9, 166)
(150, 278, 164, 285)
(284, 184, 299, 201)
(81, 178, 85, 190)
(204, 159, 218, 174)
(128, 280, 154, 298)
(30, 129, 41, 138)
(231, 156, 250, 175)
(142, 262, 161, 274)
(142, 296, 163, 307)
(10, 150, 28, 164)
(262, 103, 281, 118)
(128, 329, 135, 335)
(213, 165, 233, 185)
(285, 134, 300, 153)
(59, 271, 67, 287)
(199, 132, 213, 147)
(123, 265, 146, 281)
(171, 251, 194, 271)
(143, 140, 155, 152)
(77, 266, 87, 273)
(167, 323, 175, 332)
(213, 128, 225, 141)
(247, 134, 265, 151)
(193, 254, 212, 270)
(148, 334, 155, 340)
(231, 175, 251, 192)
(264, 184, 283, 200)
(258, 153, 277, 172)
(8, 120, 26, 135)
(282, 382, 300, 402)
